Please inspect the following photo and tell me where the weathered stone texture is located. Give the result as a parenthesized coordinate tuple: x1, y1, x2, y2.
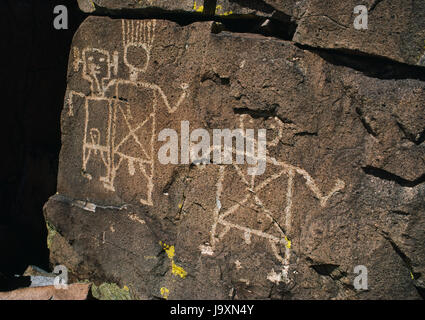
(223, 0, 425, 65)
(292, 0, 425, 66)
(44, 15, 425, 300)
(78, 1, 425, 66)
(87, 0, 425, 66)
(77, 0, 197, 13)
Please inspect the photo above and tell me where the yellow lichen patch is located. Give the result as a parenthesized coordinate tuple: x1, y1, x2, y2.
(167, 246, 175, 259)
(193, 1, 204, 12)
(160, 287, 170, 299)
(410, 272, 414, 280)
(193, 1, 233, 15)
(219, 11, 233, 16)
(216, 5, 233, 16)
(284, 236, 292, 249)
(172, 261, 188, 279)
(160, 241, 188, 279)
(160, 241, 176, 259)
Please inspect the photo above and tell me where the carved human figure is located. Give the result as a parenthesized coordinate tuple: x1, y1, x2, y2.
(200, 116, 345, 283)
(67, 20, 189, 206)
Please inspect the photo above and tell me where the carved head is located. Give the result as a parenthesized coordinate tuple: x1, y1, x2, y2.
(83, 48, 111, 94)
(122, 20, 156, 81)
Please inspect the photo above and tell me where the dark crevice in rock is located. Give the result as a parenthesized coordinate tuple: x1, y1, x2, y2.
(90, 5, 204, 23)
(310, 264, 340, 277)
(90, 0, 278, 18)
(232, 17, 295, 40)
(385, 236, 413, 270)
(113, 96, 129, 103)
(379, 231, 421, 288)
(390, 210, 410, 216)
(310, 263, 355, 292)
(86, 5, 297, 41)
(204, 0, 218, 16)
(90, 6, 256, 24)
(294, 131, 318, 137)
(233, 106, 296, 128)
(233, 107, 277, 120)
(369, 0, 384, 12)
(201, 71, 230, 86)
(162, 169, 180, 195)
(212, 18, 296, 40)
(415, 285, 425, 299)
(396, 122, 425, 145)
(362, 166, 425, 187)
(295, 44, 425, 82)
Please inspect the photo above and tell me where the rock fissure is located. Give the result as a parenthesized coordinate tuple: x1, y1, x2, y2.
(295, 44, 425, 81)
(362, 166, 425, 188)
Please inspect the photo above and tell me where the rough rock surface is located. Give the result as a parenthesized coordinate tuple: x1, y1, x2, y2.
(43, 14, 425, 300)
(77, 0, 198, 13)
(219, 0, 425, 66)
(291, 0, 425, 66)
(83, 0, 425, 66)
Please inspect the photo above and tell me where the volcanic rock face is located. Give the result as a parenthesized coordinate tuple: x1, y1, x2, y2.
(77, 1, 425, 65)
(44, 2, 425, 300)
(77, 0, 197, 13)
(292, 0, 425, 66)
(220, 0, 425, 65)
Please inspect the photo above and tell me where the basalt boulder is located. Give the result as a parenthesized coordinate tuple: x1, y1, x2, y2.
(44, 16, 425, 299)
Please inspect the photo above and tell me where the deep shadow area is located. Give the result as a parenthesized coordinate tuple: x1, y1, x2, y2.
(0, 0, 85, 280)
(296, 44, 425, 82)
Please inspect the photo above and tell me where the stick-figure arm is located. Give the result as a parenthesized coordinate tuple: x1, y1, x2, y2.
(295, 167, 345, 207)
(67, 90, 86, 117)
(138, 81, 189, 113)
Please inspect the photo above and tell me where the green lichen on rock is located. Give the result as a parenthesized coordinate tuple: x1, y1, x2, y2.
(91, 283, 133, 300)
(46, 220, 58, 250)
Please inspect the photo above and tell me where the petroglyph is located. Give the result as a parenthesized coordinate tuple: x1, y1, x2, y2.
(200, 115, 345, 282)
(122, 20, 156, 81)
(67, 19, 189, 206)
